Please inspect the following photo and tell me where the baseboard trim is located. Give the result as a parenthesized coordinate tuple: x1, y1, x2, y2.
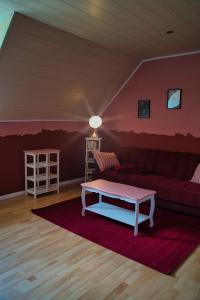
(59, 177, 84, 187)
(0, 177, 84, 201)
(0, 190, 25, 201)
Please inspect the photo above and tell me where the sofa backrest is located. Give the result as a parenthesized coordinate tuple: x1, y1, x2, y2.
(117, 147, 200, 180)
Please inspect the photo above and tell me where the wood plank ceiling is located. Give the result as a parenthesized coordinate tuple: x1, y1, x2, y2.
(1, 0, 200, 56)
(0, 0, 200, 120)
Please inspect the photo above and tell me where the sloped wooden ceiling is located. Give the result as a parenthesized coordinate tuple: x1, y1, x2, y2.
(0, 13, 136, 120)
(1, 0, 200, 56)
(0, 0, 200, 120)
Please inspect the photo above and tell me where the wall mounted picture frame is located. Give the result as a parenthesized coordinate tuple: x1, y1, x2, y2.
(167, 89, 182, 109)
(138, 99, 151, 118)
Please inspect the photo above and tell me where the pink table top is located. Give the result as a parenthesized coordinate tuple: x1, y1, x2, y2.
(81, 179, 156, 201)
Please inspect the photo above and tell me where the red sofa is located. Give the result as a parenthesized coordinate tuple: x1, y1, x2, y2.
(95, 147, 200, 217)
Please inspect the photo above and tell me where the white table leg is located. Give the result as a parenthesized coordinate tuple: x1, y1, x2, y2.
(149, 195, 155, 227)
(134, 202, 139, 236)
(33, 154, 37, 199)
(25, 153, 28, 196)
(99, 193, 102, 207)
(81, 187, 86, 216)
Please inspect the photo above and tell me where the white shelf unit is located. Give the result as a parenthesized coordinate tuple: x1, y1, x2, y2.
(85, 137, 101, 182)
(24, 149, 60, 199)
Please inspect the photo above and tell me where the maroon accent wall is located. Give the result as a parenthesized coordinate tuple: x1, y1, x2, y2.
(103, 53, 200, 153)
(99, 130, 200, 154)
(0, 129, 86, 196)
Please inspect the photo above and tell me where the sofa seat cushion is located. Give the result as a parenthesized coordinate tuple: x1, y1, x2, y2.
(113, 164, 142, 174)
(125, 174, 169, 190)
(97, 170, 128, 184)
(98, 170, 169, 192)
(157, 179, 200, 208)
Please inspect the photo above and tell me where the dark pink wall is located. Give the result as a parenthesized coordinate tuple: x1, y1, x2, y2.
(103, 53, 200, 153)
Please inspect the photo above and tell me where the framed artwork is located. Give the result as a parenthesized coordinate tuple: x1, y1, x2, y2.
(138, 99, 150, 118)
(167, 89, 182, 109)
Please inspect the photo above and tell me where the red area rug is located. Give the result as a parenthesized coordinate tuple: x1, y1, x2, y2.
(32, 195, 200, 274)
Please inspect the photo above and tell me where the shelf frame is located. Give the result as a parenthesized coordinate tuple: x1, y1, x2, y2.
(24, 149, 60, 199)
(85, 137, 101, 182)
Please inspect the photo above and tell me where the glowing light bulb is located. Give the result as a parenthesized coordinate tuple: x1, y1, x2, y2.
(89, 115, 102, 138)
(89, 116, 102, 129)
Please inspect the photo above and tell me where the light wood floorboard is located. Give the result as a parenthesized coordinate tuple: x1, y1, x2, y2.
(0, 186, 200, 300)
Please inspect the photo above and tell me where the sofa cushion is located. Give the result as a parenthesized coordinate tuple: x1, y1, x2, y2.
(155, 151, 177, 177)
(157, 179, 200, 208)
(116, 147, 132, 164)
(94, 151, 120, 172)
(96, 169, 128, 184)
(125, 147, 200, 180)
(129, 148, 153, 172)
(113, 164, 141, 174)
(191, 163, 200, 184)
(173, 153, 200, 180)
(125, 174, 169, 190)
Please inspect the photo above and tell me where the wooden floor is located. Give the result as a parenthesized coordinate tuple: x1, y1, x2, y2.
(0, 185, 200, 300)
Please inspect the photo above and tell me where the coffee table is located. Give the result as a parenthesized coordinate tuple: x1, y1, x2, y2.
(81, 179, 156, 236)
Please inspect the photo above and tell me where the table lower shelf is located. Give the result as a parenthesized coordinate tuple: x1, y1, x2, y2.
(85, 202, 149, 226)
